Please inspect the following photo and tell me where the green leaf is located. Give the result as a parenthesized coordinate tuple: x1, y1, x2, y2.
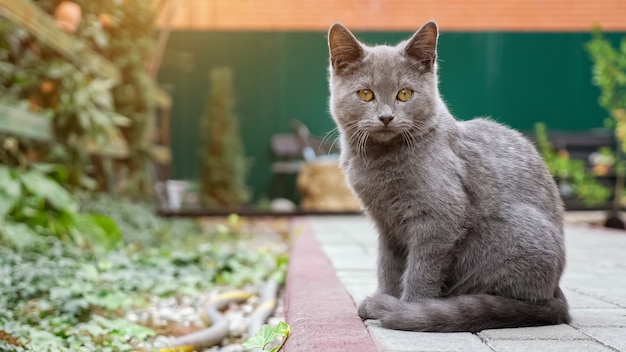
(80, 174, 98, 190)
(0, 192, 16, 220)
(274, 321, 291, 337)
(91, 88, 114, 110)
(18, 171, 78, 212)
(31, 163, 69, 184)
(84, 290, 129, 310)
(1, 222, 44, 249)
(0, 167, 21, 220)
(0, 166, 20, 197)
(72, 213, 121, 250)
(242, 324, 276, 350)
(47, 61, 73, 78)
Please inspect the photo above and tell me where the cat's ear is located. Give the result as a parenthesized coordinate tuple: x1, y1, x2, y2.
(404, 21, 439, 72)
(328, 23, 364, 73)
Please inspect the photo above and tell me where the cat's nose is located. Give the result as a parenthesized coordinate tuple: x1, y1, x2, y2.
(379, 115, 394, 126)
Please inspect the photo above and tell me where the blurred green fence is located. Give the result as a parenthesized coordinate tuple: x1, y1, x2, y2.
(157, 30, 625, 202)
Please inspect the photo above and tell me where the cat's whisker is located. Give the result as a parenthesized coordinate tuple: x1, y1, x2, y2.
(406, 130, 418, 150)
(343, 124, 361, 143)
(350, 130, 362, 153)
(354, 130, 363, 152)
(319, 127, 337, 147)
(402, 131, 414, 150)
(321, 122, 361, 156)
(347, 128, 362, 146)
(343, 122, 361, 134)
(328, 137, 340, 155)
(348, 124, 365, 142)
(347, 130, 364, 157)
(364, 131, 371, 167)
(359, 130, 370, 167)
(319, 127, 339, 155)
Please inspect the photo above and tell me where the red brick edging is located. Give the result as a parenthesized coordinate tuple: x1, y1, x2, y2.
(283, 218, 377, 352)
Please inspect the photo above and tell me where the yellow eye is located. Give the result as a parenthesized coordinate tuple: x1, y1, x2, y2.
(396, 88, 413, 102)
(357, 89, 375, 102)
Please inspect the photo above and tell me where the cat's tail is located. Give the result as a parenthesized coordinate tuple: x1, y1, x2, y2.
(360, 287, 570, 332)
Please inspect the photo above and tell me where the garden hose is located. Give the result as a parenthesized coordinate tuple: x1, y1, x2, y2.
(149, 290, 254, 351)
(134, 344, 195, 352)
(156, 305, 230, 350)
(137, 281, 279, 351)
(206, 290, 255, 311)
(161, 290, 254, 352)
(247, 277, 279, 338)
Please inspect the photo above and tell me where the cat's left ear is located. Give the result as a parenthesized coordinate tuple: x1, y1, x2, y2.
(404, 21, 439, 72)
(328, 23, 364, 74)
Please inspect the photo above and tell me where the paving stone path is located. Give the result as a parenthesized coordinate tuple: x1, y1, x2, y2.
(306, 215, 626, 352)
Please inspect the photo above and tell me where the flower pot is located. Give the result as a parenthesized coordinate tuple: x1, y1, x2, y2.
(165, 180, 187, 211)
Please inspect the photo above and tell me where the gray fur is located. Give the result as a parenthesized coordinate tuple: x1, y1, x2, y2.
(327, 21, 570, 332)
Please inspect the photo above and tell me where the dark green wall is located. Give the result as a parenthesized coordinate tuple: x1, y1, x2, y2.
(157, 30, 625, 202)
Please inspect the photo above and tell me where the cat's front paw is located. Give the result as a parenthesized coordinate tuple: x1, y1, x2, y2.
(357, 297, 374, 320)
(357, 294, 393, 320)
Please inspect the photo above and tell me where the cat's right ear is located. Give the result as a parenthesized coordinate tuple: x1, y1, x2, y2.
(404, 20, 439, 72)
(328, 23, 364, 74)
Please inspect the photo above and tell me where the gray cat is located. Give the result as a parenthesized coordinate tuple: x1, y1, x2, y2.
(327, 20, 570, 332)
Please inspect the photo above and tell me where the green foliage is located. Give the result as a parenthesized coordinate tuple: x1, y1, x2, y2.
(0, 0, 157, 191)
(586, 28, 626, 129)
(586, 27, 626, 208)
(535, 123, 611, 206)
(243, 322, 291, 352)
(0, 203, 286, 351)
(0, 238, 153, 352)
(78, 0, 159, 194)
(199, 67, 250, 209)
(0, 164, 121, 250)
(77, 192, 198, 246)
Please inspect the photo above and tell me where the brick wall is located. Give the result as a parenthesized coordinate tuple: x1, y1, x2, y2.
(160, 0, 626, 31)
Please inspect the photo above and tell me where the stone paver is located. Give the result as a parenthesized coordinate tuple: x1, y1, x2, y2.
(485, 340, 614, 352)
(367, 321, 493, 352)
(307, 215, 626, 351)
(562, 288, 619, 309)
(583, 328, 626, 351)
(478, 325, 590, 340)
(570, 308, 626, 327)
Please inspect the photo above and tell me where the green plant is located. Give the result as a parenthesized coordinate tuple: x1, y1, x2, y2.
(243, 322, 291, 352)
(0, 164, 121, 250)
(0, 0, 158, 193)
(199, 67, 250, 209)
(0, 239, 158, 352)
(77, 191, 198, 247)
(0, 206, 287, 351)
(79, 0, 160, 195)
(535, 122, 611, 206)
(586, 28, 626, 212)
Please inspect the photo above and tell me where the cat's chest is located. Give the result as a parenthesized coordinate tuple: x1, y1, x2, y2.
(348, 155, 436, 202)
(350, 161, 428, 201)
(345, 150, 466, 218)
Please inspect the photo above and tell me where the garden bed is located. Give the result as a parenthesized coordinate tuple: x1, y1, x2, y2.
(0, 195, 291, 352)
